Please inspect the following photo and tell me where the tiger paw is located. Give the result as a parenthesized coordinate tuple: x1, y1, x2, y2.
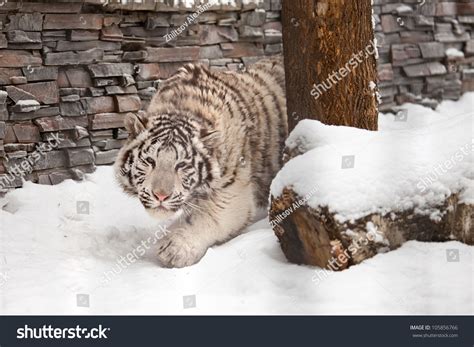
(156, 232, 207, 268)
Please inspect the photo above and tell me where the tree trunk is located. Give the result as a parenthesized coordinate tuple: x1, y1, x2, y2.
(281, 0, 378, 132)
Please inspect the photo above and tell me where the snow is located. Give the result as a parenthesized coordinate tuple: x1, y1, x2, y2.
(396, 5, 413, 14)
(272, 93, 473, 223)
(1, 96, 473, 315)
(445, 48, 465, 58)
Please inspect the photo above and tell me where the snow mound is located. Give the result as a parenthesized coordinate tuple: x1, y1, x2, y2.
(271, 93, 473, 222)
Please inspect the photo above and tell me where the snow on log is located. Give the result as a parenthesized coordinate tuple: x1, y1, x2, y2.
(269, 94, 474, 270)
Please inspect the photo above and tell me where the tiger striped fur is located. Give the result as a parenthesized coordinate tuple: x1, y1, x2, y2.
(114, 56, 287, 268)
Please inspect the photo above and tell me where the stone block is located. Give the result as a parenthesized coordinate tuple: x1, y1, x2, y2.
(81, 96, 115, 114)
(241, 10, 267, 27)
(55, 40, 121, 52)
(60, 95, 81, 103)
(264, 43, 282, 54)
(90, 113, 125, 130)
(115, 95, 141, 112)
(6, 30, 41, 43)
(419, 42, 445, 59)
(3, 125, 17, 143)
(119, 74, 135, 87)
(93, 78, 118, 87)
(44, 49, 104, 66)
(69, 30, 100, 41)
(145, 14, 170, 29)
(435, 32, 470, 43)
(436, 2, 474, 16)
(136, 62, 181, 80)
(200, 45, 223, 59)
(144, 47, 200, 63)
(88, 63, 134, 78)
(381, 14, 403, 33)
(0, 68, 22, 85)
(0, 33, 7, 49)
(60, 102, 86, 117)
(32, 151, 67, 171)
(34, 116, 88, 132)
(0, 122, 5, 139)
(89, 87, 105, 97)
(95, 149, 119, 165)
(6, 13, 43, 31)
(43, 14, 103, 30)
(466, 40, 474, 55)
(0, 50, 42, 68)
(391, 43, 421, 63)
(67, 148, 95, 167)
(10, 76, 27, 84)
(122, 51, 147, 62)
(15, 81, 59, 105)
(18, 2, 83, 13)
(105, 86, 138, 95)
(220, 43, 264, 58)
(94, 139, 125, 150)
(239, 26, 264, 39)
(5, 86, 38, 103)
(13, 123, 41, 143)
(10, 106, 60, 121)
(57, 67, 93, 88)
(200, 25, 238, 45)
(21, 66, 58, 82)
(101, 24, 123, 41)
(264, 29, 282, 44)
(10, 100, 41, 113)
(403, 62, 447, 77)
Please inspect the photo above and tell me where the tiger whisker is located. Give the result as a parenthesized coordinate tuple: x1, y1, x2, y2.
(185, 201, 205, 212)
(184, 201, 205, 214)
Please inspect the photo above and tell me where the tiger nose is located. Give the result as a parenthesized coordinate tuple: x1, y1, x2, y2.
(154, 192, 170, 202)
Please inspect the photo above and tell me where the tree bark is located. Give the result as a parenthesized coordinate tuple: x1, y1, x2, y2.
(281, 0, 378, 132)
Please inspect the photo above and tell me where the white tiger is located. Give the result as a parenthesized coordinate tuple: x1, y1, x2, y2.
(114, 57, 287, 267)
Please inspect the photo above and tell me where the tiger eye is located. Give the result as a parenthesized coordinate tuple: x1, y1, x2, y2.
(175, 162, 186, 170)
(146, 157, 156, 167)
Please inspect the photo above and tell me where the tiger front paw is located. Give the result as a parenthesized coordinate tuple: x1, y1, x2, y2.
(156, 232, 207, 268)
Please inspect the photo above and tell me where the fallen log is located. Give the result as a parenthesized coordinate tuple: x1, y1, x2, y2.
(270, 188, 473, 270)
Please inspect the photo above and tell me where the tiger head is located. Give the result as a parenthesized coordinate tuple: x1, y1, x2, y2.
(114, 111, 221, 220)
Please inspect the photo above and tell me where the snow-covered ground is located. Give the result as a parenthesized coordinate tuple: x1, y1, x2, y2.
(0, 96, 473, 315)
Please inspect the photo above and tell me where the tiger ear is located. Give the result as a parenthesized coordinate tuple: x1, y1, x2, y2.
(124, 111, 147, 139)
